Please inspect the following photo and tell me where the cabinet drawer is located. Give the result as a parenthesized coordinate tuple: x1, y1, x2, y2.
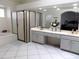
(61, 35, 79, 41)
(61, 35, 72, 39)
(71, 41, 79, 53)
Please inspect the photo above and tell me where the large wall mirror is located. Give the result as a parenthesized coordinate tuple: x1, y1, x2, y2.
(32, 3, 79, 31)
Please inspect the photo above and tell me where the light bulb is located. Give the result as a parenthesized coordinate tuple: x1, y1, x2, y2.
(53, 6, 57, 8)
(57, 8, 60, 10)
(73, 3, 78, 6)
(43, 9, 47, 11)
(39, 8, 42, 10)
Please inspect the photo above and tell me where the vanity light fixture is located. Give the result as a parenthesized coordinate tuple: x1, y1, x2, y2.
(43, 9, 47, 11)
(53, 6, 57, 8)
(57, 8, 60, 10)
(39, 8, 42, 10)
(73, 3, 78, 6)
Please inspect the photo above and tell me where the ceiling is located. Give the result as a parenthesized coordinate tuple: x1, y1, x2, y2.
(0, 0, 40, 7)
(31, 2, 79, 13)
(10, 0, 39, 5)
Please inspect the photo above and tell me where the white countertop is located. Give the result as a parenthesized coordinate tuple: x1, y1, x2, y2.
(31, 27, 79, 38)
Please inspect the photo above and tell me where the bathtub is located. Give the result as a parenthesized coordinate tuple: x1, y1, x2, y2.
(0, 33, 17, 46)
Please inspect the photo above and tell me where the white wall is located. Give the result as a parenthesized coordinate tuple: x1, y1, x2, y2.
(0, 0, 16, 33)
(0, 7, 12, 32)
(0, 0, 15, 33)
(0, 18, 8, 32)
(6, 7, 12, 32)
(0, 0, 14, 7)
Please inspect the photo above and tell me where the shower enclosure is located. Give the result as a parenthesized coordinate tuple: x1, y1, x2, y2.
(11, 10, 42, 42)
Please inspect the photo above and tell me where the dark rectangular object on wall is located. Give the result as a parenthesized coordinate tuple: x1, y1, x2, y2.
(61, 11, 79, 31)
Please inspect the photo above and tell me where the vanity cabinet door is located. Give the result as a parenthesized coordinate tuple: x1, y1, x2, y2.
(60, 39, 71, 51)
(71, 41, 79, 53)
(31, 31, 45, 44)
(32, 34, 45, 44)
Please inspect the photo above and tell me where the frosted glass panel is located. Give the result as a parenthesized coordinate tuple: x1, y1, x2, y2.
(30, 12, 35, 28)
(17, 11, 24, 41)
(12, 12, 17, 34)
(36, 13, 40, 26)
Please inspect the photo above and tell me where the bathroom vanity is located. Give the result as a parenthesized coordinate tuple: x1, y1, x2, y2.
(31, 27, 79, 54)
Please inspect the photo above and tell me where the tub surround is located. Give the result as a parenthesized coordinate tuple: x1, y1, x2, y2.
(31, 27, 79, 54)
(0, 33, 17, 47)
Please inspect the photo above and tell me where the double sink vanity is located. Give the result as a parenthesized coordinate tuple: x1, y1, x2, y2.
(31, 27, 79, 54)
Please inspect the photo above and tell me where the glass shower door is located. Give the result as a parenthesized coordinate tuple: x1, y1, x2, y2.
(17, 11, 25, 42)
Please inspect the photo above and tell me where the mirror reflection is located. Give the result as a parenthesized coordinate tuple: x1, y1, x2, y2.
(32, 3, 79, 31)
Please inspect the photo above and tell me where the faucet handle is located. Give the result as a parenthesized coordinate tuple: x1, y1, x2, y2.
(72, 29, 74, 34)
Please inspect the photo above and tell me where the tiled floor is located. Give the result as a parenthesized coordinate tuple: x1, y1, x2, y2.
(0, 41, 79, 59)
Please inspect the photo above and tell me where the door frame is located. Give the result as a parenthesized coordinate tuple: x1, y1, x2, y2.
(16, 10, 25, 42)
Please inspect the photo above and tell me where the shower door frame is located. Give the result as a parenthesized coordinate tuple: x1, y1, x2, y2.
(16, 10, 26, 42)
(11, 10, 42, 42)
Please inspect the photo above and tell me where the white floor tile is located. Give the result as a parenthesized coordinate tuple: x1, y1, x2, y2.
(16, 51, 28, 57)
(40, 55, 52, 59)
(28, 55, 40, 59)
(28, 50, 39, 55)
(3, 51, 16, 58)
(15, 56, 27, 59)
(38, 49, 49, 55)
(0, 52, 5, 58)
(51, 53, 64, 59)
(0, 41, 79, 59)
(3, 57, 15, 59)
